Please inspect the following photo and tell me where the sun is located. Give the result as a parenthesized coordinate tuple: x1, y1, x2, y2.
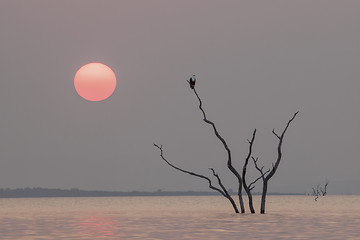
(74, 62, 116, 101)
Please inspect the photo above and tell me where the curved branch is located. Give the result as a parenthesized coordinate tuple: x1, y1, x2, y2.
(253, 112, 298, 213)
(153, 143, 223, 195)
(193, 89, 234, 167)
(192, 87, 245, 213)
(154, 143, 239, 213)
(266, 111, 299, 181)
(209, 168, 229, 197)
(209, 168, 239, 213)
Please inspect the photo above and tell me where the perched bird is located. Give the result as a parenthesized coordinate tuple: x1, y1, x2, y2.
(188, 75, 196, 89)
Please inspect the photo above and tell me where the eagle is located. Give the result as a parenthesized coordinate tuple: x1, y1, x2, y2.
(188, 75, 196, 89)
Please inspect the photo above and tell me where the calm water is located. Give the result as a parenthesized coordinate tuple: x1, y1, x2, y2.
(1, 195, 360, 239)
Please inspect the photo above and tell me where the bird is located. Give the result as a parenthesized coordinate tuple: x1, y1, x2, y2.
(188, 75, 196, 89)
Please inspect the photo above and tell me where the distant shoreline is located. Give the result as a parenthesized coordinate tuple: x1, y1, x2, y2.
(0, 187, 304, 198)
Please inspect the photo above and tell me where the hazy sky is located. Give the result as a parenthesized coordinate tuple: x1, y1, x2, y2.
(1, 1, 360, 194)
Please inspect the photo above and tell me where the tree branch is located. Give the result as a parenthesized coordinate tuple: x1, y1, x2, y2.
(266, 111, 299, 181)
(154, 143, 239, 213)
(252, 157, 263, 175)
(248, 168, 270, 191)
(153, 143, 223, 195)
(191, 87, 245, 213)
(252, 157, 270, 181)
(272, 129, 281, 139)
(193, 88, 236, 172)
(321, 180, 329, 196)
(242, 129, 257, 187)
(209, 168, 232, 199)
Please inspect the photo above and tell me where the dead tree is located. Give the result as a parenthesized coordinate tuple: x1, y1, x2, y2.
(190, 84, 245, 213)
(312, 180, 329, 201)
(253, 112, 298, 214)
(155, 78, 298, 214)
(153, 143, 239, 213)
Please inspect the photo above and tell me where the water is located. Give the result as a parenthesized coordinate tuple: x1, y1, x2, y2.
(1, 195, 360, 239)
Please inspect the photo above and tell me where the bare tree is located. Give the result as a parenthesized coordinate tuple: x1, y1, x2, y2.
(154, 77, 298, 214)
(311, 180, 329, 201)
(153, 143, 239, 213)
(252, 112, 298, 214)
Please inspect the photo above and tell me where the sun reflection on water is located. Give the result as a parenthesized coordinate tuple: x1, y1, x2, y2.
(77, 216, 122, 239)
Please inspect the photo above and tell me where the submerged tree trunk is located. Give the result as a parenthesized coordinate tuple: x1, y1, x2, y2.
(242, 129, 257, 213)
(260, 181, 268, 214)
(245, 190, 255, 213)
(254, 112, 298, 214)
(237, 184, 245, 213)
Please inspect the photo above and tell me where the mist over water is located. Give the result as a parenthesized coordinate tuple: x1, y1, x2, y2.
(1, 195, 359, 239)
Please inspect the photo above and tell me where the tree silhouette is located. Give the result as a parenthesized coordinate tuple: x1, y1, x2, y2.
(252, 111, 298, 213)
(154, 78, 298, 214)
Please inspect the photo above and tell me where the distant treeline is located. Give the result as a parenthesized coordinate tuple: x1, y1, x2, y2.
(0, 188, 303, 198)
(0, 188, 219, 198)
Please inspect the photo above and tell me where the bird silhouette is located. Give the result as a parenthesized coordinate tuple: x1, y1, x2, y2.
(188, 75, 196, 89)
